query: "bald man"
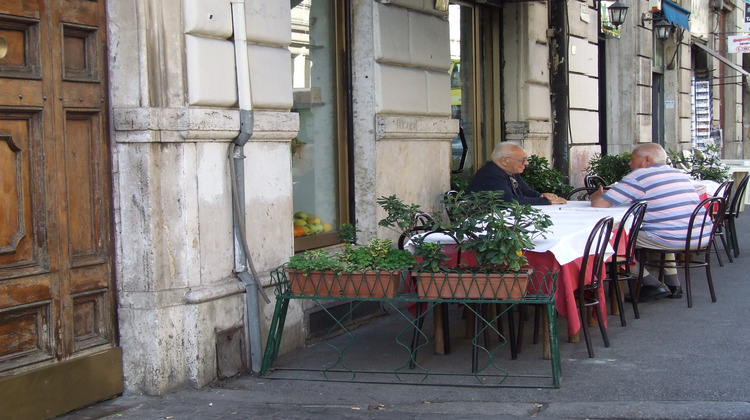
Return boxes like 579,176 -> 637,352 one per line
465,143 -> 567,205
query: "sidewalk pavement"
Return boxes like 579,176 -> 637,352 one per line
61,214 -> 750,420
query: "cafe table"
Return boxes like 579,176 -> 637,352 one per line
408,201 -> 630,343
525,201 -> 630,339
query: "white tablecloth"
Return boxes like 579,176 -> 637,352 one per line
407,201 -> 629,266
529,201 -> 629,265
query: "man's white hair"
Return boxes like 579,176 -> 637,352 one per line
633,143 -> 667,163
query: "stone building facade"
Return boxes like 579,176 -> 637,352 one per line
103,0 -> 747,395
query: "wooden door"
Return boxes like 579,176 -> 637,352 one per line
0,1 -> 122,418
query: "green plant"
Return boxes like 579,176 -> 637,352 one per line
376,195 -> 434,234
445,190 -> 552,271
378,191 -> 552,272
667,146 -> 730,182
585,152 -> 632,185
339,239 -> 417,271
287,239 -> 416,273
409,236 -> 452,271
450,172 -> 471,193
287,249 -> 346,272
522,155 -> 573,197
338,223 -> 359,244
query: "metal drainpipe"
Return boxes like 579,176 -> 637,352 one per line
229,0 -> 268,374
549,1 -> 570,179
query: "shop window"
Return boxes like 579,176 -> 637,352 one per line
448,2 -> 502,180
290,0 -> 349,251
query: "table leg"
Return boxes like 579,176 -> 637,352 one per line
433,303 -> 445,355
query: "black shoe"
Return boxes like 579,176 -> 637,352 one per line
667,285 -> 683,299
637,285 -> 671,302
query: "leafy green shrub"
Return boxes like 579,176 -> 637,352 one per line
522,155 -> 573,197
585,152 -> 632,185
287,238 -> 416,272
667,145 -> 730,182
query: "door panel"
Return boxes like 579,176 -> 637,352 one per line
0,0 -> 121,415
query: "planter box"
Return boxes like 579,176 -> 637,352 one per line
343,270 -> 403,298
284,269 -> 403,298
416,270 -> 530,300
285,269 -> 343,297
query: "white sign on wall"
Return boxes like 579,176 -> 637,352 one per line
728,35 -> 750,53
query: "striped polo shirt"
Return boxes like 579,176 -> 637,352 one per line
601,164 -> 709,247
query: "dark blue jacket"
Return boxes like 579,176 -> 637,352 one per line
465,161 -> 551,205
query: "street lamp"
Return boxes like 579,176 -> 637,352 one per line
653,18 -> 674,40
608,0 -> 629,28
642,12 -> 675,41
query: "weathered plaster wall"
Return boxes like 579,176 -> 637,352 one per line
353,0 -> 456,242
502,2 -> 553,158
567,0 -> 601,184
108,0 -> 297,394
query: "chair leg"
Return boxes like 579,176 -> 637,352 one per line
596,303 -> 610,348
712,238 -> 724,267
626,275 -> 640,319
728,217 -> 740,258
442,304 -> 451,355
532,305 -> 541,344
516,305 -> 526,355
610,274 -> 627,327
506,305 -> 518,360
719,231 -> 734,263
705,255 -> 717,303
580,305 -> 594,358
684,256 -> 693,308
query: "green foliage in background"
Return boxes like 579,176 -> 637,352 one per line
522,155 -> 573,197
667,145 -> 730,182
585,152 -> 632,185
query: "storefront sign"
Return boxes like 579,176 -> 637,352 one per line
745,0 -> 750,33
728,35 -> 750,53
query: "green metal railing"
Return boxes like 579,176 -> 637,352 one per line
260,266 -> 560,388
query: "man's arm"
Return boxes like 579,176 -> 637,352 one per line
590,187 -> 612,208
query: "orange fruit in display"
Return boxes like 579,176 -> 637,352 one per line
294,226 -> 305,237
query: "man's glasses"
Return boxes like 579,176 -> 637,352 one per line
508,157 -> 529,163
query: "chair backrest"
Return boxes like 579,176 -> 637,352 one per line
728,173 -> 750,219
685,196 -> 725,253
397,212 -> 435,250
578,217 -> 614,297
584,174 -> 607,189
714,179 -> 734,202
565,186 -> 599,201
611,201 -> 647,273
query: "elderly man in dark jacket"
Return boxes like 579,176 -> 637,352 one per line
466,143 -> 567,205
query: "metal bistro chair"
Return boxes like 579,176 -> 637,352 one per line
584,174 -> 608,189
576,216 -> 614,358
710,179 -> 734,266
565,186 -> 599,201
726,173 -> 750,258
604,201 -> 647,326
636,196 -> 726,308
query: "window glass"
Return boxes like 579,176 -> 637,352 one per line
449,4 -> 475,177
290,0 -> 346,250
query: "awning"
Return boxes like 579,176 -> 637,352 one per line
693,42 -> 750,78
662,0 -> 690,31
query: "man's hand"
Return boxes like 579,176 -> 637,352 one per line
541,192 -> 567,205
590,187 -> 612,208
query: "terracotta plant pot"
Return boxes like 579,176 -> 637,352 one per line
416,270 -> 530,300
284,269 -> 343,297
342,270 -> 403,298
